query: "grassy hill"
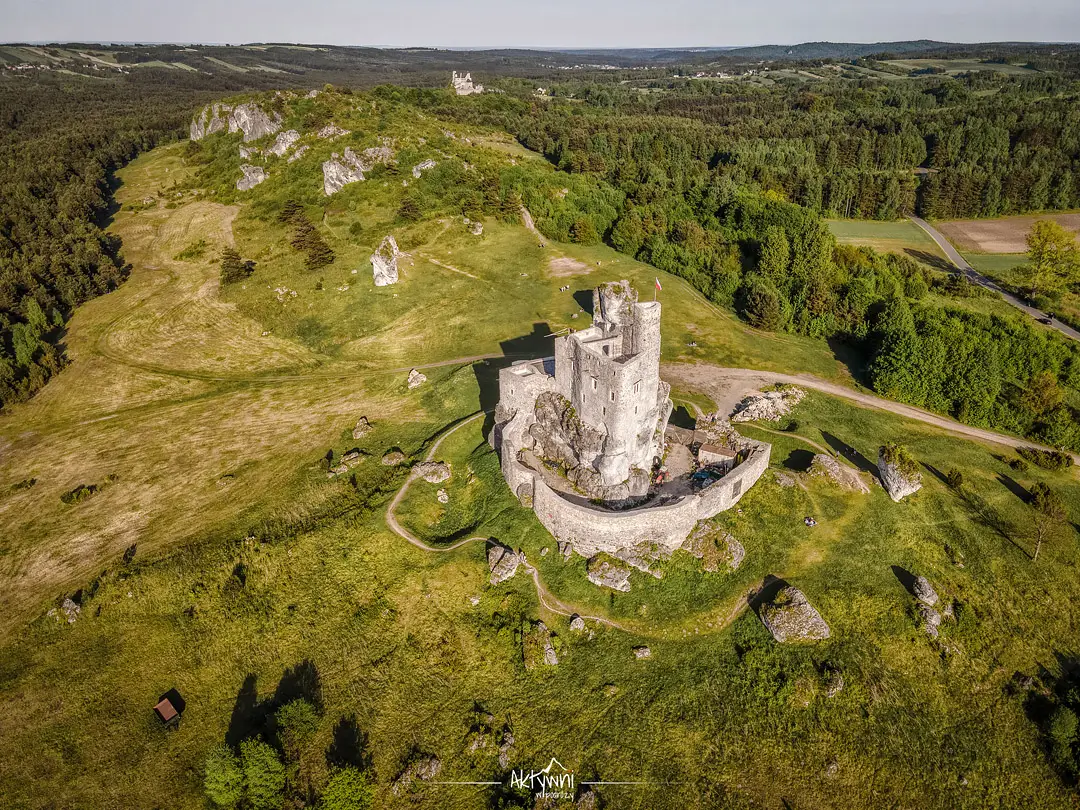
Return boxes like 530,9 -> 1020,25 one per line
1,86 -> 1080,809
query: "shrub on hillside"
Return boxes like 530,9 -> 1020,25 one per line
1017,446 -> 1073,470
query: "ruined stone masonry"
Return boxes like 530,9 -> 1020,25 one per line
493,280 -> 771,558
451,71 -> 484,95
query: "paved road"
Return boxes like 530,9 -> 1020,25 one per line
909,216 -> 1080,343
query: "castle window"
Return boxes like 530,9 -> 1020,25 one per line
634,406 -> 639,415
732,479 -> 742,497
602,407 -> 606,416
591,377 -> 597,391
633,380 -> 641,394
603,345 -> 610,356
609,391 -> 615,402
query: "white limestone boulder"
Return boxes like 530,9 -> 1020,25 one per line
877,446 -> 922,502
267,129 -> 300,157
236,164 -> 267,191
322,155 -> 364,195
371,235 -> 400,286
759,585 -> 830,643
488,541 -> 523,585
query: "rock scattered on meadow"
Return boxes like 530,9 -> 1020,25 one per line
569,614 -> 585,632
287,145 -> 309,163
322,154 -> 364,195
877,446 -> 922,502
497,728 -> 515,769
437,488 -> 449,503
381,450 -> 407,466
731,386 -> 806,423
916,602 -> 942,638
758,585 -> 830,643
633,645 -> 652,660
913,575 -> 939,606
390,754 -> 442,796
523,620 -> 559,669
809,453 -> 870,494
683,524 -> 744,572
317,123 -> 350,139
47,597 -> 81,625
352,416 -> 372,440
236,164 -> 267,191
487,541 -> 523,585
586,556 -> 632,592
407,368 -> 426,389
415,461 -> 450,483
371,235 -> 401,286
267,129 -> 300,157
411,158 -> 437,178
824,668 -> 844,697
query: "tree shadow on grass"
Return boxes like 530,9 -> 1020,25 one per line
921,462 -> 949,486
905,248 -> 955,273
327,715 -> 372,771
820,431 -> 878,477
956,487 -> 1028,557
997,473 -> 1031,504
225,660 -> 324,749
784,448 -> 815,472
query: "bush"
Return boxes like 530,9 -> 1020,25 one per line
880,442 -> 919,478
945,468 -> 964,489
220,248 -> 255,285
320,767 -> 374,810
240,739 -> 286,810
204,745 -> 243,808
1017,446 -> 1073,470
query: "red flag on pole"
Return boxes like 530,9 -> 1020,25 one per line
655,277 -> 662,291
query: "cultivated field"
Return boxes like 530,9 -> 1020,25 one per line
826,218 -> 951,269
937,213 -> 1080,254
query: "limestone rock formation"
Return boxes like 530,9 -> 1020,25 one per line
877,447 -> 922,502
381,450 -> 407,466
371,235 -> 400,286
352,417 -> 372,440
236,164 -> 267,191
731,386 -> 807,423
322,155 -> 364,195
683,525 -> 744,572
239,145 -> 258,159
287,145 -> 309,163
415,461 -> 450,483
809,454 -> 870,493
916,602 -> 942,638
48,597 -> 81,624
569,614 -> 585,632
229,103 -> 282,142
586,557 -> 631,592
437,488 -> 449,504
267,129 -> 300,157
451,71 -> 484,95
463,216 -> 483,235
913,575 -> 939,606
189,103 -> 231,140
412,158 -> 437,178
390,754 -> 442,796
359,141 -> 396,169
488,541 -> 523,585
317,123 -> 350,139
407,368 -> 426,389
759,585 -> 830,643
633,645 -> 652,660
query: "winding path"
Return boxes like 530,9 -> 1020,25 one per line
909,216 -> 1080,343
383,412 -> 642,634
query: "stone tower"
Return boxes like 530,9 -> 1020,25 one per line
553,281 -> 671,490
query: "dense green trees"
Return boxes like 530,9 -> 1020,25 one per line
1017,219 -> 1080,297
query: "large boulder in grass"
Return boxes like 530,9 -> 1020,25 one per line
487,541 -> 523,585
586,556 -> 632,592
878,444 -> 922,502
731,386 -> 806,423
371,235 -> 401,286
236,164 -> 267,191
809,454 -> 870,494
759,585 -> 830,643
267,129 -> 300,157
415,461 -> 450,483
913,575 -> 939,606
390,754 -> 442,796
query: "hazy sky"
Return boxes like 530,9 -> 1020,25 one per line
5,0 -> 1080,48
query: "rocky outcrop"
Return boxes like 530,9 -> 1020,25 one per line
809,454 -> 870,493
352,417 -> 372,440
382,450 -> 407,466
48,596 -> 81,624
916,602 -> 942,638
913,575 -> 939,606
361,142 -> 396,168
586,556 -> 632,592
523,621 -> 558,669
759,585 -> 830,643
683,524 -> 744,572
322,154 -> 364,195
437,488 -> 449,503
236,164 -> 267,191
190,103 -> 231,140
391,754 -> 442,796
239,145 -> 258,159
731,386 -> 806,423
877,447 -> 922,502
412,158 -> 437,178
317,123 -> 350,139
569,614 -> 585,632
488,541 -> 523,585
463,216 -> 483,235
371,235 -> 401,286
229,103 -> 282,142
287,145 -> 309,163
267,129 -> 300,157
407,368 -> 426,389
415,461 -> 450,483
633,645 -> 652,660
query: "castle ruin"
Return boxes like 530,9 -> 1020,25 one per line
493,281 -> 771,559
451,71 -> 483,95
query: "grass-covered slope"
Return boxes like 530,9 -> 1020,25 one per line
1,87 -> 1080,809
